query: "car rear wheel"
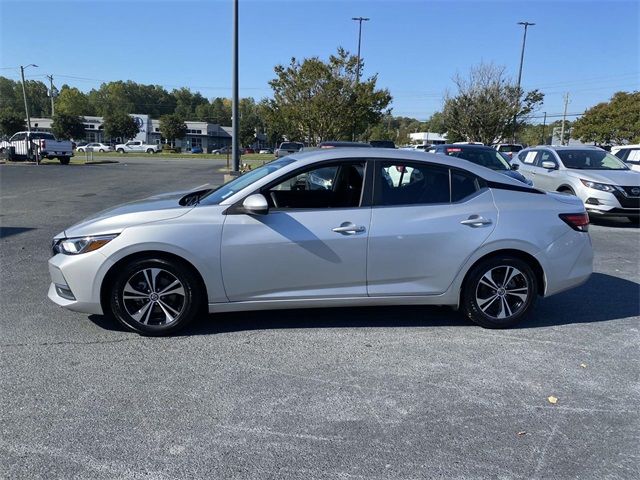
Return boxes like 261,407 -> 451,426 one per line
59,157 -> 70,165
461,256 -> 537,328
146,148 -> 154,154
117,148 -> 124,154
109,258 -> 203,335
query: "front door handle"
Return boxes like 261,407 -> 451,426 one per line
460,215 -> 492,228
332,222 -> 366,234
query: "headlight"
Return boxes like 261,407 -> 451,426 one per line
54,234 -> 118,255
580,179 -> 616,192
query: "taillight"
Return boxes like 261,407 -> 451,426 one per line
559,212 -> 589,232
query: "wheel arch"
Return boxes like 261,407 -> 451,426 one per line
100,250 -> 209,315
460,248 -> 545,302
557,184 -> 575,194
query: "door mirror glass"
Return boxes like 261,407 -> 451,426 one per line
541,161 -> 557,170
511,163 -> 519,170
242,194 -> 269,215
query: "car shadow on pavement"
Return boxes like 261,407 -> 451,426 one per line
590,217 -> 639,229
0,226 -> 36,238
88,273 -> 639,335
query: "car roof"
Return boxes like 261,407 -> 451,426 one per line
318,141 -> 372,147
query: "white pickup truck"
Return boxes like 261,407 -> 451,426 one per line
0,131 -> 73,164
115,140 -> 161,154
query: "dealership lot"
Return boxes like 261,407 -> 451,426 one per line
1,158 -> 638,479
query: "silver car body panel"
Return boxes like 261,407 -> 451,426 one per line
48,148 -> 593,317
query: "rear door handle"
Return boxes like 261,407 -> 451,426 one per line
460,215 -> 492,228
332,222 -> 366,234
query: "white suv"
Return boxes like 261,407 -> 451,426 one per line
612,145 -> 640,171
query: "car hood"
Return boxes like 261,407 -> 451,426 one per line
566,169 -> 640,185
61,189 -> 198,238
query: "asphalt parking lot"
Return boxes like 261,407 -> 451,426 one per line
1,158 -> 639,479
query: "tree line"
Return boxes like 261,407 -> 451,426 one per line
1,49 -> 637,146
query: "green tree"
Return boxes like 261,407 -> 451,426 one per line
56,86 -> 94,116
264,47 -> 392,144
0,108 -> 26,137
195,97 -> 232,125
159,114 -> 187,146
442,63 -> 544,145
51,113 -> 86,140
103,112 -> 139,141
172,88 -> 208,119
572,91 -> 640,145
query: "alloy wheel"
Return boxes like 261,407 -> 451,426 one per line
475,265 -> 529,320
122,268 -> 185,326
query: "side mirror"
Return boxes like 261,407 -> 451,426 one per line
511,163 -> 520,170
242,193 -> 269,215
541,161 -> 557,170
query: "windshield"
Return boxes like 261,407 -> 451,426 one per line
199,158 -> 296,205
444,148 -> 511,171
558,150 -> 629,170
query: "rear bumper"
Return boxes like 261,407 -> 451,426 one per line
536,229 -> 593,297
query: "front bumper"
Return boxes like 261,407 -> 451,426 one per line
579,188 -> 640,217
47,251 -> 114,315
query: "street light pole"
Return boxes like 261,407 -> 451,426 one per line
352,17 -> 369,83
512,21 -> 535,143
231,0 -> 240,173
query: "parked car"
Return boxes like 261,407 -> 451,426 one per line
0,131 -> 73,164
211,146 -> 231,155
74,141 -> 88,150
369,140 -> 397,149
612,144 -> 640,172
48,148 -> 592,335
259,148 -> 273,154
275,141 -> 304,158
191,146 -> 203,154
115,140 -> 161,154
243,148 -> 255,154
428,144 -> 533,186
512,146 -> 640,221
318,141 -> 371,149
494,143 -> 524,159
77,142 -> 113,153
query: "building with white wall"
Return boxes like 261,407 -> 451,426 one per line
409,132 -> 447,145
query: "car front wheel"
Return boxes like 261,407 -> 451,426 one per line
109,258 -> 203,335
461,256 -> 537,328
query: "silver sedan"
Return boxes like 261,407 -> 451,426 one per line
48,149 -> 593,335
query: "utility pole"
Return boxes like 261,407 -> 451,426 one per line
231,0 -> 240,173
46,74 -> 55,117
352,17 -> 370,83
20,64 -> 38,160
541,111 -> 547,145
560,93 -> 570,146
512,21 -> 535,143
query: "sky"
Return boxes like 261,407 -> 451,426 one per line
1,0 -> 638,124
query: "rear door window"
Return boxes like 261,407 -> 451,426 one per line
376,161 -> 450,206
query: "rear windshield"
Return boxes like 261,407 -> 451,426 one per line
558,150 -> 629,170
30,132 -> 56,140
498,145 -> 522,152
280,142 -> 302,150
444,148 -> 511,171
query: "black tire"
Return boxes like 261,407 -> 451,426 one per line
146,148 -> 154,154
99,149 -> 105,153
117,148 -> 125,154
558,187 -> 575,195
461,256 -> 537,329
109,257 -> 203,335
628,216 -> 640,225
59,157 -> 70,165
